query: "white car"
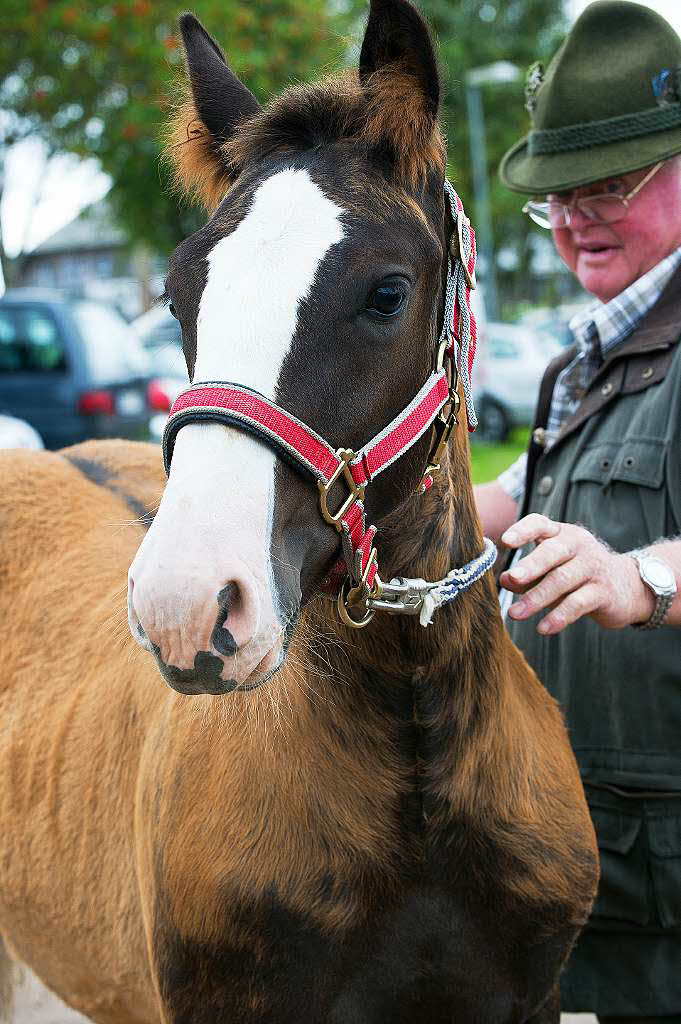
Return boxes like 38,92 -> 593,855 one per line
472,322 -> 563,442
131,303 -> 186,378
0,414 -> 44,450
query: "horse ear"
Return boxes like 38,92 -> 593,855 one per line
359,0 -> 440,118
165,14 -> 261,211
178,14 -> 261,145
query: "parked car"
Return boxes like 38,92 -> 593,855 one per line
0,414 -> 44,450
131,302 -> 186,377
0,289 -> 182,449
472,322 -> 563,442
517,302 -> 589,349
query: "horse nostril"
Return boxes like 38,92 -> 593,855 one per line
211,583 -> 240,656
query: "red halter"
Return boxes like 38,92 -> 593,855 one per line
163,183 -> 478,627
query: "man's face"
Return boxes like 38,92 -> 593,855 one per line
550,159 -> 681,301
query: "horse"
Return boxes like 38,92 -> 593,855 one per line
0,1 -> 598,1021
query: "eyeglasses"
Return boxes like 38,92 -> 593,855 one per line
522,161 -> 665,229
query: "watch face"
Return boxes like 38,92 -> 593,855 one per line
641,557 -> 676,593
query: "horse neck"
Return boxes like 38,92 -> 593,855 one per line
288,420 -> 515,779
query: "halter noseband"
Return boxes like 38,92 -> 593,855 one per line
162,182 -> 497,628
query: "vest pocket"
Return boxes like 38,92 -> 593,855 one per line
588,804 -> 648,926
570,440 -> 666,489
588,796 -> 681,930
647,813 -> 681,928
568,440 -> 668,549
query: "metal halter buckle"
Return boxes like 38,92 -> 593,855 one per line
450,214 -> 477,290
420,396 -> 460,483
317,448 -> 366,532
417,344 -> 460,491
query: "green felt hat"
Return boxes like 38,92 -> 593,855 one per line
499,0 -> 681,195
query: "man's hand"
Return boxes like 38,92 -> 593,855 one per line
499,514 -> 655,634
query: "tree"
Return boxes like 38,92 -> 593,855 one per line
1,0 -> 569,308
0,0 -> 361,263
421,0 -> 569,311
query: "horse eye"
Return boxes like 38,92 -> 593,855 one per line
366,282 -> 408,318
168,303 -> 178,319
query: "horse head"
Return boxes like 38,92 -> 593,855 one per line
128,0 -> 461,695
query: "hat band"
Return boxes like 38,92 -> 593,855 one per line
528,103 -> 681,155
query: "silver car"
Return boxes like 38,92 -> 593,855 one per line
472,322 -> 563,442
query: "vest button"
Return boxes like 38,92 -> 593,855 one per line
532,427 -> 547,447
600,381 -> 614,396
641,366 -> 653,380
537,475 -> 553,496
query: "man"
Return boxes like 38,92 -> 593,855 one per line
475,2 -> 681,1021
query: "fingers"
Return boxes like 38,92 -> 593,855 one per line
501,514 -> 560,549
535,583 -> 602,635
507,558 -> 589,623
499,516 -> 642,634
500,534 -> 576,594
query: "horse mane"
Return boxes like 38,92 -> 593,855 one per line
165,66 -> 446,212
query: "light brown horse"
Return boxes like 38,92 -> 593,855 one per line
0,2 -> 598,1021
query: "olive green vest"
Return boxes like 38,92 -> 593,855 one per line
507,272 -> 681,1014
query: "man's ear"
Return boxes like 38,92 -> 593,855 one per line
165,13 -> 262,211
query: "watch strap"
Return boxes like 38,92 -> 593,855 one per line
634,590 -> 674,630
630,550 -> 676,630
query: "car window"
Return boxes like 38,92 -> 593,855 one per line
488,336 -> 519,359
0,310 -> 20,371
0,306 -> 67,373
71,301 -> 150,383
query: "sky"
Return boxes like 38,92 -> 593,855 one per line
2,0 -> 681,260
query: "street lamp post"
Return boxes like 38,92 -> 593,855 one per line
464,61 -> 520,323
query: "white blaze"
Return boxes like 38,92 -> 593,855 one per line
129,169 -> 345,682
193,167 -> 345,392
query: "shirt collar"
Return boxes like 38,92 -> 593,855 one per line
569,244 -> 681,358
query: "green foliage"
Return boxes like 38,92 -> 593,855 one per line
0,0 -> 566,281
0,0 -> 361,256
421,0 -> 568,304
470,427 -> 529,485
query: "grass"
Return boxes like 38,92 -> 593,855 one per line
469,427 -> 529,485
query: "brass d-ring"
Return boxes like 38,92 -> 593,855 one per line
337,577 -> 375,629
317,449 -> 366,532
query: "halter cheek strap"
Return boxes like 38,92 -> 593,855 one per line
162,182 -> 496,628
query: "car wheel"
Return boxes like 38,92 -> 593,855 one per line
477,398 -> 510,443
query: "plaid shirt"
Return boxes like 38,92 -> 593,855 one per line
497,245 -> 681,505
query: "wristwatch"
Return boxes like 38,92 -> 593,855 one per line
629,550 -> 677,630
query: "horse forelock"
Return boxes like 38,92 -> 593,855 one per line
166,68 -> 446,213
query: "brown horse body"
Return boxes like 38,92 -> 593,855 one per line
0,1 -> 597,1019
0,434 -> 595,1023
